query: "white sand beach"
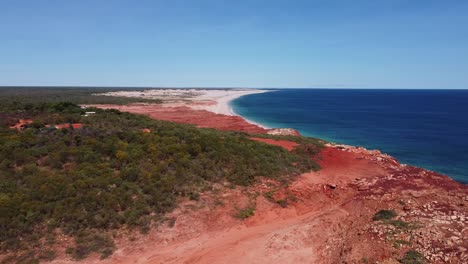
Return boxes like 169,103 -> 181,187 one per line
97,89 -> 268,116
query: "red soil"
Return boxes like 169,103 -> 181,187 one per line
9,120 -> 83,130
67,103 -> 468,264
54,123 -> 83,129
88,104 -> 268,134
9,119 -> 33,130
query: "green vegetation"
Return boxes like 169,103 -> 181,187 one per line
264,190 -> 275,200
236,206 -> 256,219
373,209 -> 397,221
0,87 -> 161,112
387,219 -> 409,229
263,190 -> 288,207
399,250 -> 425,264
385,220 -> 423,237
243,133 -> 324,175
65,231 -> 115,260
275,199 -> 288,208
0,93 -> 322,262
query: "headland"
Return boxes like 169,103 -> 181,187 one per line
83,88 -> 467,264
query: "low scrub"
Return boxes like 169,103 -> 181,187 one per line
65,231 -> 115,260
0,100 -> 322,261
399,250 -> 425,264
373,209 -> 397,221
236,206 -> 256,219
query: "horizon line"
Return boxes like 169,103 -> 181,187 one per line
1,86 -> 468,90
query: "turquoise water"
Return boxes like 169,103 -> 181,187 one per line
231,89 -> 468,183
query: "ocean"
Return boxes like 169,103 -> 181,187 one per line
231,89 -> 468,183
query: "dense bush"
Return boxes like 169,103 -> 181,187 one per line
0,101 -> 322,262
65,231 -> 115,260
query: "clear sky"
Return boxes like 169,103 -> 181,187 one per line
1,0 -> 468,88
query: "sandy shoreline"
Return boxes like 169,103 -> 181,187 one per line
98,88 -> 272,128
189,89 -> 269,116
98,88 -> 266,115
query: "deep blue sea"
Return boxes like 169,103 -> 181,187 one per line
231,89 -> 468,183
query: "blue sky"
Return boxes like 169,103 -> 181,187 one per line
1,0 -> 467,88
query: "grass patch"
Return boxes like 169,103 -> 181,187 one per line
373,209 -> 397,221
399,250 -> 425,264
236,206 -> 256,219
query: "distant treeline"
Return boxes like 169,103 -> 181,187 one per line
0,101 -> 323,263
0,87 -> 162,110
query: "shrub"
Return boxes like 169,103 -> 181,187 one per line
189,192 -> 200,201
387,219 -> 409,229
66,231 -> 115,260
276,199 -> 288,208
38,249 -> 57,261
373,209 -> 397,221
236,206 -> 255,219
264,191 -> 275,200
399,250 -> 425,264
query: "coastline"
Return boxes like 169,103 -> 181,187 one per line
192,89 -> 268,116
99,88 -> 267,116
228,96 -> 272,130
85,89 -> 468,263
98,88 -> 274,129
94,88 -> 466,182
